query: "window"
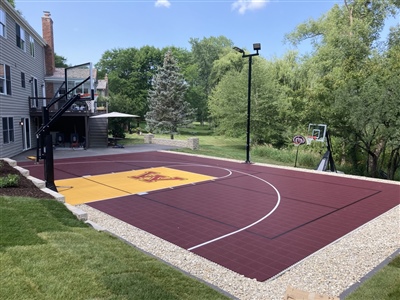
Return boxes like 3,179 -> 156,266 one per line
2,117 -> 14,144
29,36 -> 35,57
0,9 -> 5,37
0,63 -> 11,95
16,23 -> 25,50
21,72 -> 25,88
30,77 -> 39,107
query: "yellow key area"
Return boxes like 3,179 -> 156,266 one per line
55,167 -> 215,205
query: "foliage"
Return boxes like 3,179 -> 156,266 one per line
209,54 -> 298,148
96,46 -> 163,117
283,0 -> 400,178
189,36 -> 234,123
54,53 -> 69,68
145,50 -> 196,139
7,0 -> 15,8
0,174 -> 19,188
0,197 -> 230,299
93,2 -> 400,180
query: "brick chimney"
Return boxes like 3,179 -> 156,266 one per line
42,11 -> 55,76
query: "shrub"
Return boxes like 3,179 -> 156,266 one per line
0,174 -> 20,188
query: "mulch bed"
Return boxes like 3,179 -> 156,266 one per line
0,160 -> 54,199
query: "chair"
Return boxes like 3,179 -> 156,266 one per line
56,133 -> 65,147
70,133 -> 79,148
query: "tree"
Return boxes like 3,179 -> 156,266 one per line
54,53 -> 69,68
7,0 -> 15,8
209,55 -> 289,147
189,36 -> 233,123
145,51 -> 196,139
95,46 -> 163,117
285,0 -> 399,177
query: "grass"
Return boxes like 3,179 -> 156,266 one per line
345,255 -> 400,300
0,196 -> 231,299
122,123 -> 322,169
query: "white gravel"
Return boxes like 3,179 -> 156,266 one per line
77,202 -> 399,300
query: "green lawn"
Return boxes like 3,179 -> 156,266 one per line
0,196 -> 230,300
123,123 -> 322,169
345,255 -> 400,300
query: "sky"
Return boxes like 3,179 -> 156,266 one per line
14,0 -> 399,66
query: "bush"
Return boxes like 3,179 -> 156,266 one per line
0,174 -> 20,188
252,145 -> 295,164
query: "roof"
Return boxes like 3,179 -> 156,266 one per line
46,67 -> 98,81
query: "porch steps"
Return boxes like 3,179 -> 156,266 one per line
89,118 -> 108,147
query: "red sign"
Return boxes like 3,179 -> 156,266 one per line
292,135 -> 306,146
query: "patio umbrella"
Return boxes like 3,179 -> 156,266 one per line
90,112 -> 139,118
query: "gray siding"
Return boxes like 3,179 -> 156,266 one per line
0,1 -> 46,158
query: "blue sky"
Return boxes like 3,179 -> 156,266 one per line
15,0 -> 398,66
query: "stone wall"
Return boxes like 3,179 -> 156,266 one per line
144,134 -> 199,150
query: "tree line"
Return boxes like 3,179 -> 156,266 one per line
95,0 -> 400,180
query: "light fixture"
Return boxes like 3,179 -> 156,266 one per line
233,46 -> 244,54
232,43 -> 261,163
19,118 -> 24,126
253,43 -> 261,51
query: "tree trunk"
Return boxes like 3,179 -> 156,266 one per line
367,140 -> 385,178
387,148 -> 400,180
367,153 -> 379,178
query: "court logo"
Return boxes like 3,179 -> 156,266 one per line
129,171 -> 187,183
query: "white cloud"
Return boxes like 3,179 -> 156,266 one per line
232,0 -> 268,14
155,0 -> 171,8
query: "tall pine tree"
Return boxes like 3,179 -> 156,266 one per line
145,50 -> 196,139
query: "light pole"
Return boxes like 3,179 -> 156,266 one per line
233,43 -> 261,164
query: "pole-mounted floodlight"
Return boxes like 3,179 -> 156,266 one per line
233,46 -> 245,54
233,43 -> 261,164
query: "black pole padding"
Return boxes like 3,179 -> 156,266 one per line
44,134 -> 57,192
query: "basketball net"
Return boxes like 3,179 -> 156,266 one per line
306,136 -> 317,145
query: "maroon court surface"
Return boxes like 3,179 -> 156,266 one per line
20,151 -> 400,281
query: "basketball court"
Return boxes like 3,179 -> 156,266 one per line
20,151 -> 399,282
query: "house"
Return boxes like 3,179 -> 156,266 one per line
97,74 -> 108,98
0,1 -> 108,158
0,0 -> 47,158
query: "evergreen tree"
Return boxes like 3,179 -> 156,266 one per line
145,50 -> 196,139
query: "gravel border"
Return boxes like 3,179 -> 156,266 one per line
77,202 -> 399,300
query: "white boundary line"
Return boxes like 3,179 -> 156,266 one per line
187,169 -> 281,251
46,159 -> 281,251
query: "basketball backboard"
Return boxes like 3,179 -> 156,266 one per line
64,62 -> 94,100
307,124 -> 327,144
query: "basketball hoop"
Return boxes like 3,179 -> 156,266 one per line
79,93 -> 96,99
306,136 -> 317,145
292,135 -> 306,146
